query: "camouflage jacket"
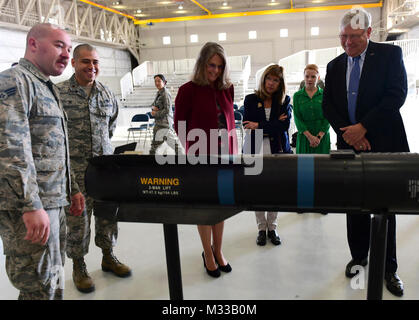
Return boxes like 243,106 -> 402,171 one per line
0,58 -> 72,212
152,87 -> 173,128
57,75 -> 119,194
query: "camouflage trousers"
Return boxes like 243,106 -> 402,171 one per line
65,195 -> 118,259
149,126 -> 181,155
0,207 -> 66,300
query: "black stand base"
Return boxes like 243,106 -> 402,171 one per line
367,213 -> 388,300
163,224 -> 183,300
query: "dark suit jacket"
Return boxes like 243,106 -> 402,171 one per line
243,93 -> 292,154
322,41 -> 409,152
174,81 -> 236,154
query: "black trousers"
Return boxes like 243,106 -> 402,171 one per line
346,213 -> 398,273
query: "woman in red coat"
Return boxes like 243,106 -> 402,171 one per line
174,42 -> 236,278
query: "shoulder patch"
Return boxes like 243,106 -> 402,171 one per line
0,87 -> 17,101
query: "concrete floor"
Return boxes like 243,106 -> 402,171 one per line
1,211 -> 419,300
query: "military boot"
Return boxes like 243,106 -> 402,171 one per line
101,249 -> 132,278
72,258 -> 95,293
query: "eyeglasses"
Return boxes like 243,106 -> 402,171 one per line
339,33 -> 365,41
207,63 -> 224,70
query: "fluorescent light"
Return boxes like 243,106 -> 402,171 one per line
249,30 -> 257,40
218,32 -> 227,41
163,36 -> 171,45
280,28 -> 288,37
190,34 -> 198,43
311,26 -> 319,36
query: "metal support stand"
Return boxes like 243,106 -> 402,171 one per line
163,224 -> 183,300
367,213 -> 388,300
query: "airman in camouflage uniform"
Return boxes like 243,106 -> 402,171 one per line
0,24 -> 84,300
149,74 -> 182,155
57,44 -> 131,293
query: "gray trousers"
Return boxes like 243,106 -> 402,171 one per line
253,138 -> 278,232
65,196 -> 118,259
149,126 -> 181,155
255,211 -> 278,231
0,207 -> 66,300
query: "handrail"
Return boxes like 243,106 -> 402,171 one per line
120,72 -> 133,100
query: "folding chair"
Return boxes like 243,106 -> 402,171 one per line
127,113 -> 150,147
146,111 -> 155,129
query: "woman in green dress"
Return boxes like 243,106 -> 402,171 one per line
293,64 -> 330,154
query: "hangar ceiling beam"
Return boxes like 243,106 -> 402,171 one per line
0,0 -> 142,63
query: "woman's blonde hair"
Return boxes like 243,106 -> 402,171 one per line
256,64 -> 286,104
304,64 -> 319,74
191,42 -> 232,90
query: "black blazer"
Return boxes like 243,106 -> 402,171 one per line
243,92 -> 292,154
322,41 -> 409,152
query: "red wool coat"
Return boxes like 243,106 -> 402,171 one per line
174,81 -> 237,155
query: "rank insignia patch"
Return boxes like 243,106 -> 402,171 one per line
0,87 -> 17,102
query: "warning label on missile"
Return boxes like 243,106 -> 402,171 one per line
140,177 -> 180,186
139,177 -> 180,197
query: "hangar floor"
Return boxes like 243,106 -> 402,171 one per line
1,210 -> 419,300
1,94 -> 418,300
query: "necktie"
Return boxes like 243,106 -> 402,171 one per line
347,56 -> 360,124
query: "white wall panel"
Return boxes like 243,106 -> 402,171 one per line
138,8 -> 381,75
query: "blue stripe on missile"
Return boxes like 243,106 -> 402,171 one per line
218,169 -> 235,205
297,155 -> 314,208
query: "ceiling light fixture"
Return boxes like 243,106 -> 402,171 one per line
223,1 -> 228,6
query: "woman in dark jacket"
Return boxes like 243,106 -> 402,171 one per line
243,64 -> 292,246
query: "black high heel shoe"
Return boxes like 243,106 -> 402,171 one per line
202,252 -> 220,278
211,247 -> 232,273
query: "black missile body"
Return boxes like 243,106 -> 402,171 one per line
85,152 -> 419,214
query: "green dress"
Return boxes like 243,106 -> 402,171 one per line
293,86 -> 330,154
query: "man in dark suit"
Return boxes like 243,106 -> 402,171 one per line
322,8 -> 409,297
